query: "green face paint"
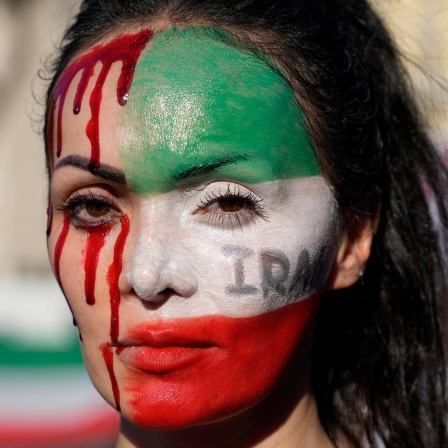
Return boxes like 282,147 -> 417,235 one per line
119,27 -> 321,195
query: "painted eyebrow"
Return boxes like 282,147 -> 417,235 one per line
54,155 -> 126,184
171,155 -> 249,182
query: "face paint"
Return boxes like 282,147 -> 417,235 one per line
47,27 -> 340,432
126,178 -> 337,319
116,176 -> 338,428
96,215 -> 131,413
53,212 -> 70,294
48,31 -> 149,408
107,215 -> 130,346
222,245 -> 259,295
117,295 -> 318,428
46,202 -> 53,236
47,29 -> 152,167
46,30 -> 151,237
102,343 -> 121,412
84,227 -> 112,305
119,27 -> 321,195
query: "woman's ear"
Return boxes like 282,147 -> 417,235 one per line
327,190 -> 381,290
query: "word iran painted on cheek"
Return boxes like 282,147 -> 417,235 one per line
223,244 -> 331,302
222,245 -> 258,295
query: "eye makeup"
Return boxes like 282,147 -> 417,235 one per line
195,182 -> 269,230
57,191 -> 122,229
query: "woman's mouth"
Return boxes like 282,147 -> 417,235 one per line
115,345 -> 213,374
113,325 -> 217,374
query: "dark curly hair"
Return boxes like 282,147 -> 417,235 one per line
44,1 -> 448,446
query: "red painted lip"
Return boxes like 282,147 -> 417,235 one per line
114,326 -> 217,374
116,345 -> 212,374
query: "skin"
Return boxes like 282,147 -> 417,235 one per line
47,25 -> 375,448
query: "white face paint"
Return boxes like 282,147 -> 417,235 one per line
126,176 -> 339,318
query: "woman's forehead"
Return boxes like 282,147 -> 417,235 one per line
51,27 -> 321,195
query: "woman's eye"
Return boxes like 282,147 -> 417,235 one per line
196,185 -> 268,229
58,192 -> 121,228
84,201 -> 112,218
207,197 -> 249,213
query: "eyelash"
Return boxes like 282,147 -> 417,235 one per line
57,191 -> 121,229
57,185 -> 267,230
196,184 -> 269,229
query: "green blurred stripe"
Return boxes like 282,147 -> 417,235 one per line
0,337 -> 83,367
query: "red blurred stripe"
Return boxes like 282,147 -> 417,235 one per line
0,407 -> 119,447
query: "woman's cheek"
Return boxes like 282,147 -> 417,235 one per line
49,215 -> 120,317
46,193 -> 336,428
47,215 -> 123,405
114,241 -> 325,428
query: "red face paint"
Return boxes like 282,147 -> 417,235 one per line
98,215 -> 130,412
113,294 -> 319,429
102,343 -> 121,412
107,215 -> 130,345
84,226 -> 112,305
53,213 -> 70,293
47,30 -> 152,168
46,202 -> 53,236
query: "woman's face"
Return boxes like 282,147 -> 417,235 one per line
47,27 -> 340,429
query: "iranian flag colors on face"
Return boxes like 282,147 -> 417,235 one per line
47,27 -> 341,430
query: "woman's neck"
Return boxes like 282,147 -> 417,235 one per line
116,396 -> 333,448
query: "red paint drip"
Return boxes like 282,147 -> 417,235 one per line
46,202 -> 53,236
47,30 -> 153,166
53,213 -> 70,293
102,344 -> 121,411
107,215 -> 130,345
52,212 -> 78,326
84,226 -> 112,305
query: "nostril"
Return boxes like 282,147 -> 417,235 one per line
135,287 -> 179,311
126,243 -> 198,303
132,282 -> 177,301
160,287 -> 176,296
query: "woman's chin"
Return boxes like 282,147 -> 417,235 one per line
116,379 -> 267,430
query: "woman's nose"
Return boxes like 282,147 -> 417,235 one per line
120,215 -> 198,304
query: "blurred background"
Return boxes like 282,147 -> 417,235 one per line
0,0 -> 446,447
0,2 -> 119,447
